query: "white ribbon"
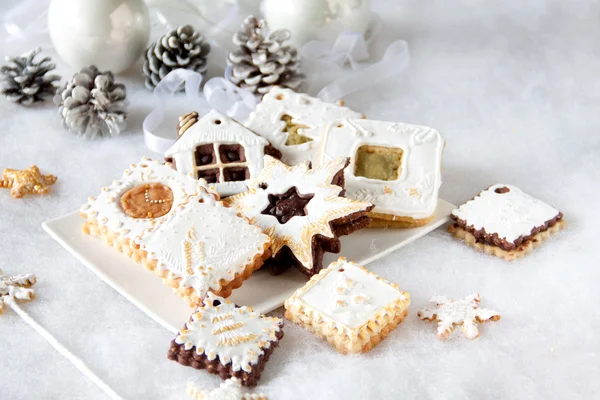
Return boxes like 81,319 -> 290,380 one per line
142,68 -> 257,154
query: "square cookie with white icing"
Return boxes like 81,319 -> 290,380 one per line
320,119 -> 445,228
449,184 -> 566,261
165,110 -> 282,197
136,191 -> 271,307
284,257 -> 410,354
168,293 -> 284,387
244,87 -> 363,166
80,157 -> 212,262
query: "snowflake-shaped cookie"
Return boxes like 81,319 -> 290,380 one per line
417,293 -> 500,339
224,156 -> 373,276
0,268 -> 37,314
187,378 -> 267,400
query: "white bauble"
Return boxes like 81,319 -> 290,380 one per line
262,0 -> 371,47
48,0 -> 150,73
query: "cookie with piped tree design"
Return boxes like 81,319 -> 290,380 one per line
165,110 -> 281,197
284,257 -> 410,354
320,119 -> 445,228
244,87 -> 363,166
136,191 -> 271,307
223,156 -> 374,276
449,184 -> 566,261
80,157 -> 214,262
168,293 -> 284,387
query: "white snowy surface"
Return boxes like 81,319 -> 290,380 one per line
1,1 -> 599,399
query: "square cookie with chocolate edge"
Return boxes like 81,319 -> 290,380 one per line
168,293 -> 284,387
223,156 -> 374,276
320,119 -> 445,228
136,191 -> 271,307
449,184 -> 566,261
284,257 -> 410,354
165,110 -> 282,197
80,157 -> 214,262
244,87 -> 363,166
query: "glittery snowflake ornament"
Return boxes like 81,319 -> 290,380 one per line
0,268 -> 36,314
187,378 -> 267,400
417,293 -> 500,339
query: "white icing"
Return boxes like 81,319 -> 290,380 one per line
136,192 -> 270,299
80,157 -> 211,241
418,294 -> 500,339
225,156 -> 372,272
166,110 -> 270,197
320,119 -> 445,219
451,184 -> 560,243
187,378 -> 266,400
244,87 -> 362,165
176,293 -> 282,373
296,259 -> 405,329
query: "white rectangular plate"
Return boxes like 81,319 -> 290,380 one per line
42,200 -> 455,333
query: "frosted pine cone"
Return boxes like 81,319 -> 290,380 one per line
142,25 -> 211,90
54,66 -> 127,139
0,48 -> 60,105
227,16 -> 304,95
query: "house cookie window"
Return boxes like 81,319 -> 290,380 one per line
193,143 -> 249,183
354,145 -> 403,181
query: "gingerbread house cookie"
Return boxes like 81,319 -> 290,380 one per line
449,184 -> 566,261
136,191 -> 271,306
168,292 -> 284,387
165,110 -> 282,197
223,156 -> 374,276
244,87 -> 363,166
80,157 -> 212,262
320,119 -> 445,228
284,257 -> 410,354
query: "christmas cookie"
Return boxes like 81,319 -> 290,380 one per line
284,257 -> 410,354
1,165 -> 57,198
244,87 -> 363,166
168,293 -> 283,387
136,191 -> 271,306
320,119 -> 445,228
449,184 -> 566,261
223,156 -> 374,276
165,110 -> 282,197
187,378 -> 267,400
418,294 -> 500,339
80,157 -> 213,262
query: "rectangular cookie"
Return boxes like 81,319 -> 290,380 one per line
136,191 -> 272,307
168,293 -> 284,387
449,184 -> 565,261
319,119 -> 445,228
284,257 -> 410,354
244,87 -> 363,166
80,157 -> 212,262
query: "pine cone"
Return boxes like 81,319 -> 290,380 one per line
0,48 -> 60,106
142,25 -> 211,90
227,16 -> 304,95
54,66 -> 127,139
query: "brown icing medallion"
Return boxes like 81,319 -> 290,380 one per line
120,183 -> 174,219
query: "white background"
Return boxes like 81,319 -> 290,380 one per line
1,0 -> 599,399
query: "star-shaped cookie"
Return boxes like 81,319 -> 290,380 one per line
224,156 -> 374,276
417,293 -> 500,339
1,165 -> 57,198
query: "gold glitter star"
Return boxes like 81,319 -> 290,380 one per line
1,165 -> 57,199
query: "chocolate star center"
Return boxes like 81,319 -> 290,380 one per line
261,187 -> 314,224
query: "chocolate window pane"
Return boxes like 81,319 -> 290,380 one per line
197,168 -> 220,184
223,167 -> 249,182
195,144 -> 216,166
218,144 -> 246,164
354,145 -> 403,181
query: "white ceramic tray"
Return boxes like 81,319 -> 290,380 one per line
42,200 -> 455,333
